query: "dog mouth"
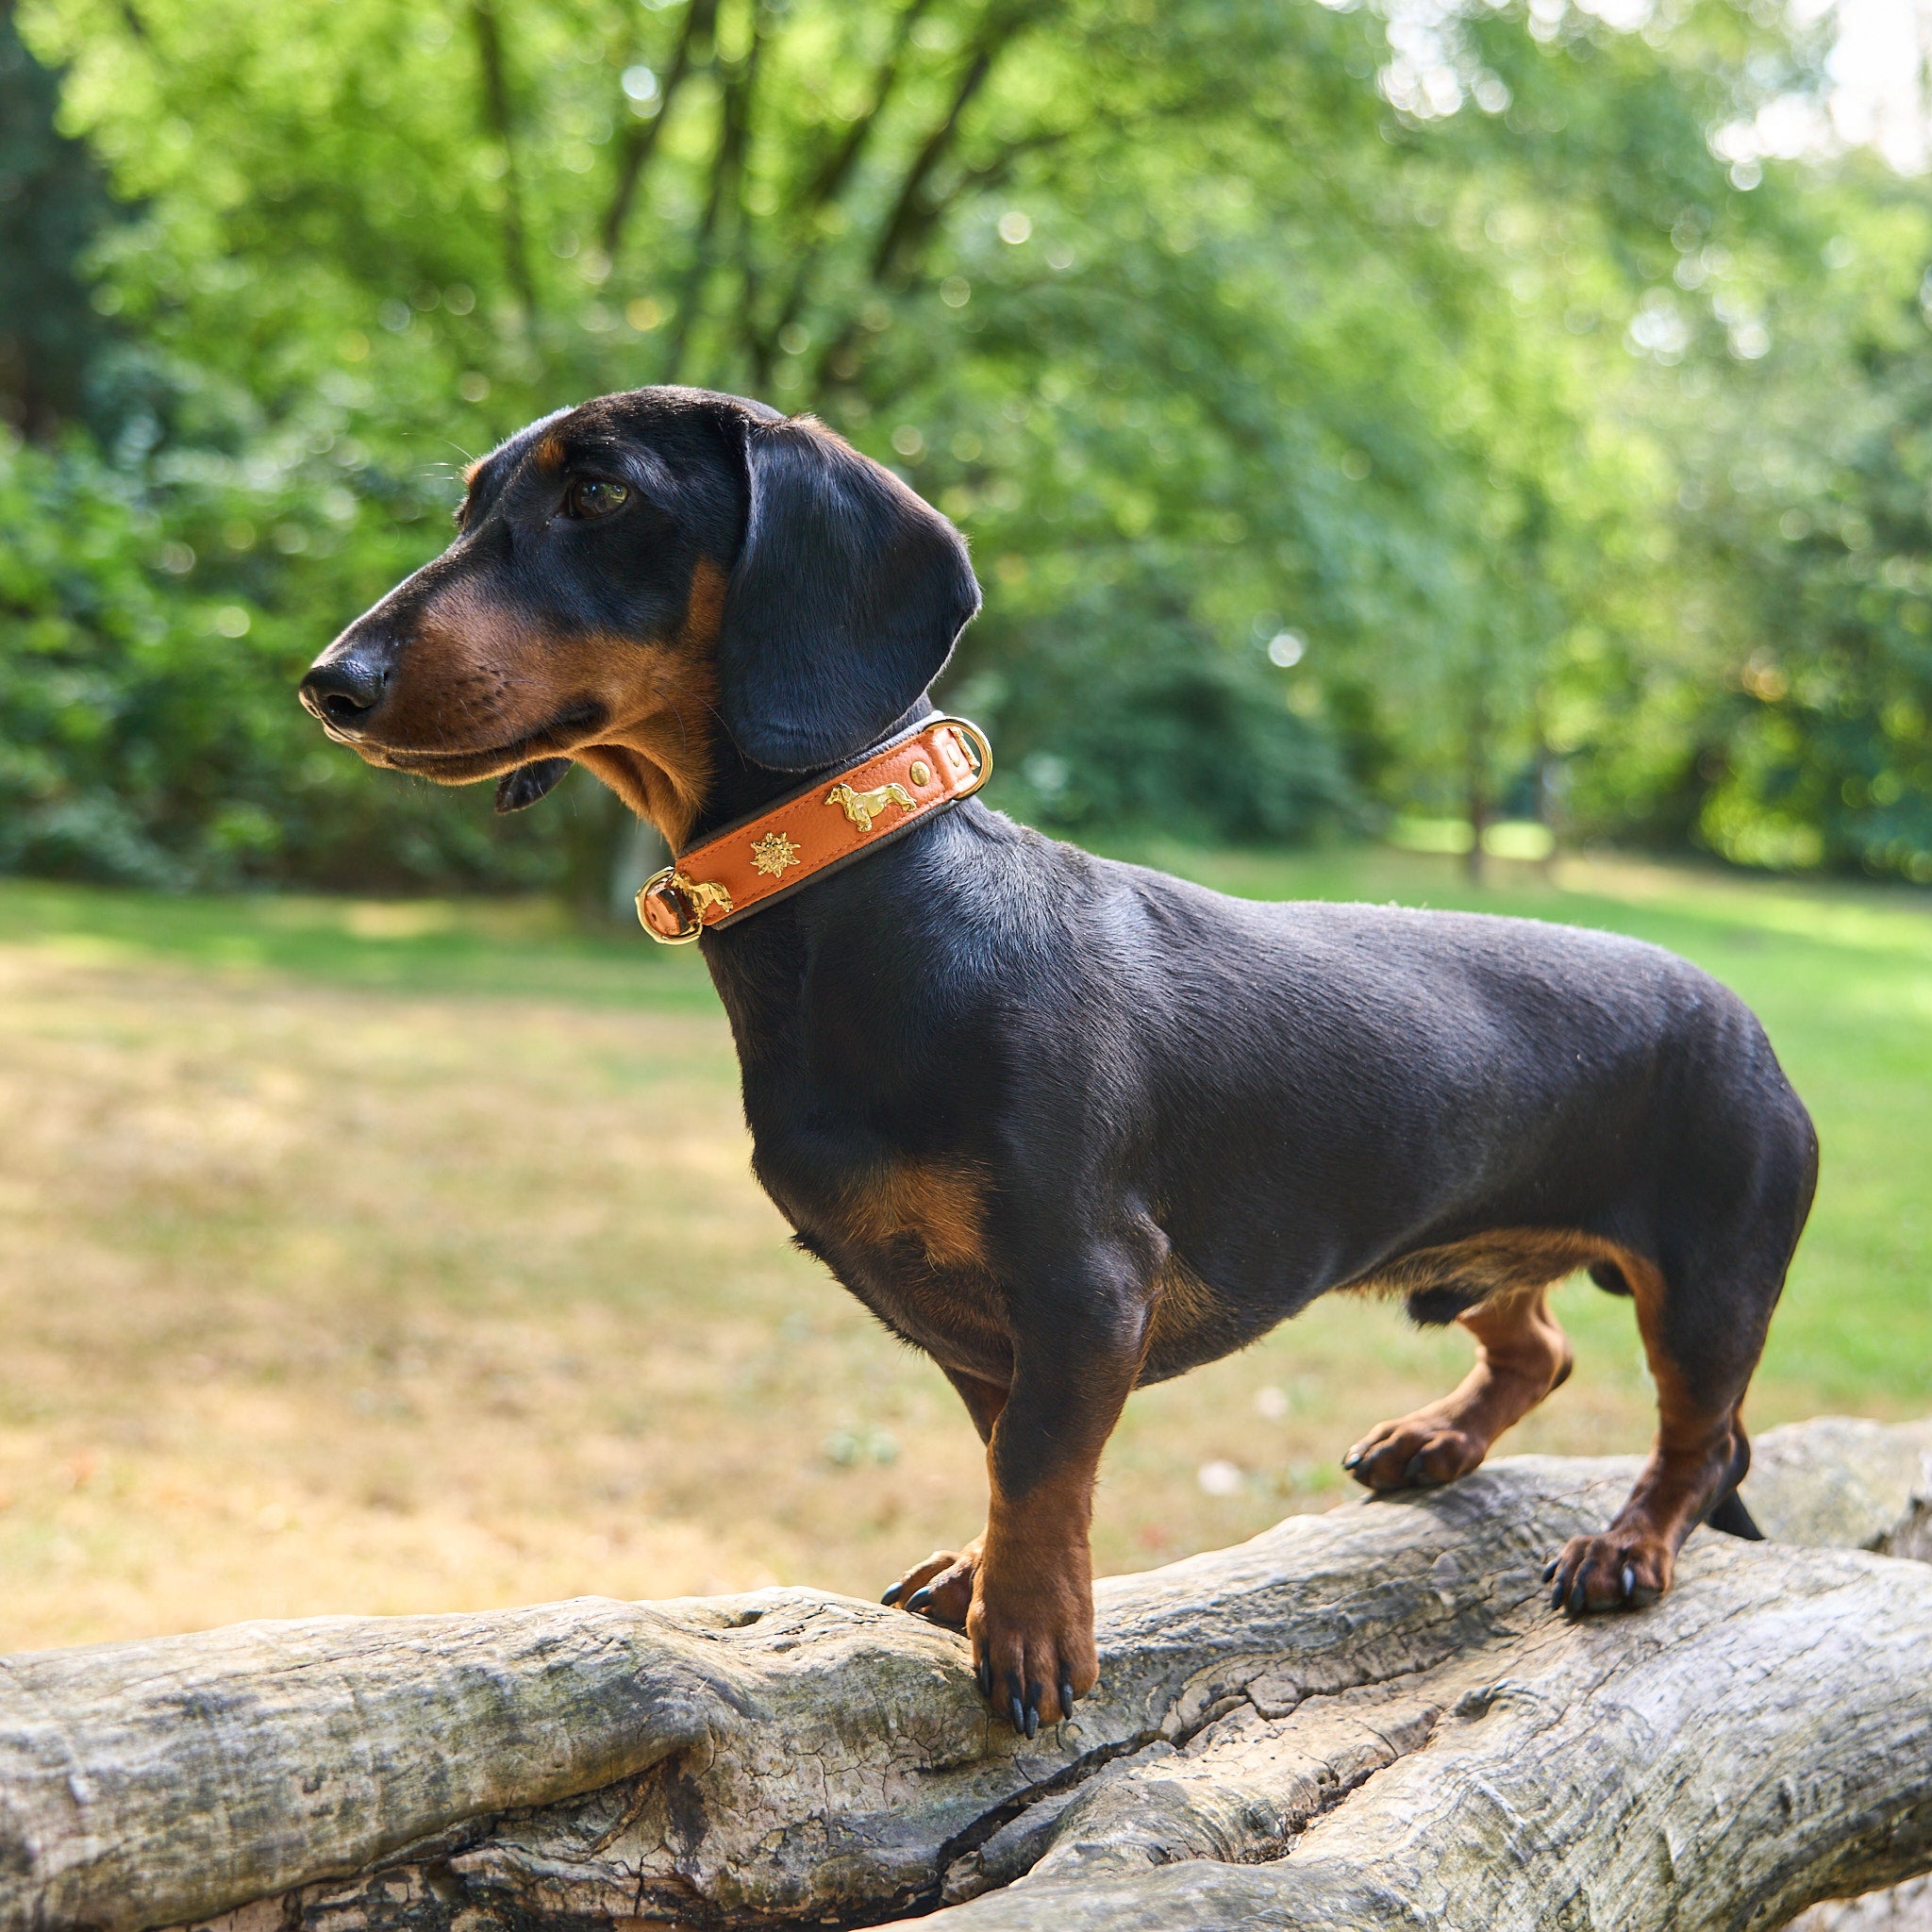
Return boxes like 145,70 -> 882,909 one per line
324,700 -> 608,780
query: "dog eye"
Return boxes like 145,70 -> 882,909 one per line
564,478 -> 629,520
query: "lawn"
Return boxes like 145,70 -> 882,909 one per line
0,845 -> 1925,1653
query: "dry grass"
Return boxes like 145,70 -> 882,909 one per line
1,848 -> 1924,1653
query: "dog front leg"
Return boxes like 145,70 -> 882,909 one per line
969,1291 -> 1143,1737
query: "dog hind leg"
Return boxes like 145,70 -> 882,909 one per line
1546,1087 -> 1813,1612
1344,1285 -> 1574,1491
1543,1263 -> 1757,1614
1545,1227 -> 1800,1611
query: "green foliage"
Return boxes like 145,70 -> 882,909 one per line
0,427 -> 571,887
0,0 -> 121,438
3,0 -> 1928,888
1541,176 -> 1932,881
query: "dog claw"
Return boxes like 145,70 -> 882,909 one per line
1541,1559 -> 1557,1584
1058,1675 -> 1075,1720
1341,1449 -> 1361,1470
881,1583 -> 903,1606
1567,1571 -> 1590,1617
1621,1563 -> 1636,1603
975,1657 -> 991,1698
905,1586 -> 933,1613
1008,1694 -> 1026,1735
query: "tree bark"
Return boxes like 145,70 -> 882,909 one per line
2,1417 -> 1927,1932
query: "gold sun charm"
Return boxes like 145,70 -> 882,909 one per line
750,829 -> 803,878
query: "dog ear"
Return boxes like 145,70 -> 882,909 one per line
715,415 -> 980,771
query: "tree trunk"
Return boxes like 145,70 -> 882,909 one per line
1465,745 -> 1491,886
3,1417 -> 1928,1932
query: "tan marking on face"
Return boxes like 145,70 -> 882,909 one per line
461,458 -> 485,486
682,555 -> 727,648
574,686 -> 717,849
344,554 -> 735,849
571,558 -> 730,847
535,434 -> 566,473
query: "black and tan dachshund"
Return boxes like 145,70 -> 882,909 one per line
300,385 -> 1818,1738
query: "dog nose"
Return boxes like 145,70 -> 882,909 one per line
299,649 -> 391,728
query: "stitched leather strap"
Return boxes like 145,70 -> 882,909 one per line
636,716 -> 991,942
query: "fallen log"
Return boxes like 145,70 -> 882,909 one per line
2,1417 -> 1927,1932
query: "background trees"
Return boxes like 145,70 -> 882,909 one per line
3,0 -> 1928,891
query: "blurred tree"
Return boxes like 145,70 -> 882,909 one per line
0,0 -> 120,438
9,0 -> 1911,892
1544,168 -> 1932,881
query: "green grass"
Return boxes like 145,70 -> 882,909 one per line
4,844 -> 1925,1415
0,879 -> 717,1008
0,843 -> 1924,1650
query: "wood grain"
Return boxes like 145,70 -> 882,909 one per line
1,1417 -> 1926,1932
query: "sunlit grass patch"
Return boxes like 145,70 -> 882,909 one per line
0,845 -> 1924,1651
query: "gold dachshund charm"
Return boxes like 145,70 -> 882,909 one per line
825,780 -> 916,832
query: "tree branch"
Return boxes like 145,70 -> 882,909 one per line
469,0 -> 535,316
803,5 -> 1044,395
600,0 -> 715,262
742,0 -> 939,384
867,39 -> 997,285
803,0 -> 936,215
7,1419 -> 1930,1932
660,2 -> 761,386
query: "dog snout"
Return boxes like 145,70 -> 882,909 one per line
300,637 -> 395,731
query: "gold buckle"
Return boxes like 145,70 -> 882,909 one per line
931,715 -> 992,794
636,867 -> 734,944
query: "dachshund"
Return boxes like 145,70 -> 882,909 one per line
300,385 -> 1818,1738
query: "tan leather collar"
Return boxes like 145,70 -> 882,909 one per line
635,716 -> 991,942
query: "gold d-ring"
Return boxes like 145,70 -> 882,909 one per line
636,866 -> 733,944
932,715 -> 992,794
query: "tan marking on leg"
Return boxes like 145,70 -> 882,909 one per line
885,1534 -> 985,1629
944,1366 -> 1008,1444
1548,1253 -> 1743,1613
1346,1283 -> 1574,1491
1616,1257 -> 1740,1550
972,1457 -> 1099,1728
1345,1225 -> 1642,1306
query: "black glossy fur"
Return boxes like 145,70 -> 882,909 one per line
302,387 -> 1819,1735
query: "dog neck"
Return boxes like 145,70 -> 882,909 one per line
634,708 -> 987,942
684,698 -> 941,848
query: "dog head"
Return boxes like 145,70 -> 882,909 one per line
299,387 -> 980,845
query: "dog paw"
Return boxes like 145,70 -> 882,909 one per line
880,1536 -> 981,1628
1542,1532 -> 1673,1615
967,1579 -> 1097,1739
1342,1416 -> 1487,1491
